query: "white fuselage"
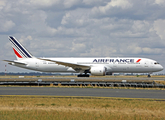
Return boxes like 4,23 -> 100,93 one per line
12,57 -> 163,74
6,36 -> 164,76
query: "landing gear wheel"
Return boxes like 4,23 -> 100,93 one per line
147,74 -> 151,77
77,74 -> 90,77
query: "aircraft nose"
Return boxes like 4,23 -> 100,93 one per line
160,65 -> 164,71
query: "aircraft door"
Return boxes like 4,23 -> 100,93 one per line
144,61 -> 149,67
35,62 -> 39,70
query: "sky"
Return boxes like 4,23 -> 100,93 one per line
0,0 -> 165,73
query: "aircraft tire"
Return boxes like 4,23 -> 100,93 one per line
77,74 -> 90,77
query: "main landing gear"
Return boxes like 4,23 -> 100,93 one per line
147,73 -> 152,77
147,74 -> 151,78
77,74 -> 90,77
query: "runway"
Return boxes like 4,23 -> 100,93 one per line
0,87 -> 165,99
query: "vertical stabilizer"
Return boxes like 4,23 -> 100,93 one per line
8,36 -> 33,60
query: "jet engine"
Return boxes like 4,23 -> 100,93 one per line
90,66 -> 106,76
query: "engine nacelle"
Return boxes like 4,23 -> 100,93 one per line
90,66 -> 106,76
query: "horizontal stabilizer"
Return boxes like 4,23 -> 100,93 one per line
3,60 -> 27,65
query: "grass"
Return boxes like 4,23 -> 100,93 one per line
155,80 -> 165,85
0,96 -> 165,120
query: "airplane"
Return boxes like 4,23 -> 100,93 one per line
3,36 -> 164,77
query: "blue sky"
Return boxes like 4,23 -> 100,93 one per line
0,0 -> 165,73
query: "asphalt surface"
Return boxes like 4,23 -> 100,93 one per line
0,87 -> 165,99
0,77 -> 165,81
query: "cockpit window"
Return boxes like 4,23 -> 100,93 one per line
154,62 -> 159,64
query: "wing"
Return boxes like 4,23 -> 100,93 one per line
38,58 -> 90,71
3,60 -> 27,65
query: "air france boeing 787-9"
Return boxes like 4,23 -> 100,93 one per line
4,36 -> 163,77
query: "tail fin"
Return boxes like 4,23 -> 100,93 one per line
9,36 -> 34,59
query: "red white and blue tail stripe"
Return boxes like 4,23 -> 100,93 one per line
9,36 -> 33,59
